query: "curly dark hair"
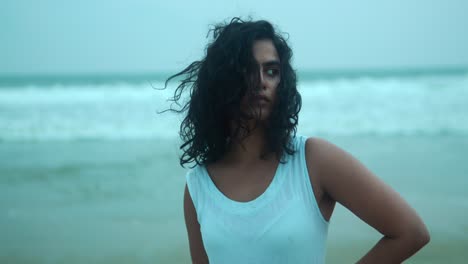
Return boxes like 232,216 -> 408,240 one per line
163,17 -> 302,168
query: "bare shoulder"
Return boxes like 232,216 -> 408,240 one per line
303,137 -> 351,203
303,137 -> 338,221
304,136 -> 430,244
303,137 -> 347,188
304,137 -> 352,169
304,136 -> 388,195
183,184 -> 209,264
304,136 -> 404,207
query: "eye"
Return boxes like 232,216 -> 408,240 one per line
265,68 -> 280,77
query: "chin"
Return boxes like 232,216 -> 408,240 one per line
253,111 -> 272,122
241,106 -> 272,124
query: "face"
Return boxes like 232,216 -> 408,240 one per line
240,39 -> 281,122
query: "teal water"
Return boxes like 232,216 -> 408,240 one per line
1,72 -> 467,141
1,136 -> 467,263
1,71 -> 468,263
1,67 -> 467,87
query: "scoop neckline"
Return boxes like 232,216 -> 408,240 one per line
201,158 -> 285,210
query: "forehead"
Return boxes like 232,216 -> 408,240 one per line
252,39 -> 279,64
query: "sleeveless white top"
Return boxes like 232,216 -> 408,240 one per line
185,135 -> 329,263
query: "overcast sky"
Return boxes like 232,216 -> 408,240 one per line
1,0 -> 468,75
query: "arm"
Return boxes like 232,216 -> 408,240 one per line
306,138 -> 430,263
183,184 -> 209,264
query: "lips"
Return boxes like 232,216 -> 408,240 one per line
253,95 -> 269,103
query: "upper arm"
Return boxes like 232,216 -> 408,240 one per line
183,184 -> 209,264
306,138 -> 430,242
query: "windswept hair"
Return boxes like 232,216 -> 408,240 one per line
164,17 -> 301,168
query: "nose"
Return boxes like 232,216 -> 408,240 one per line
259,71 -> 267,90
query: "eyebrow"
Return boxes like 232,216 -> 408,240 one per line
261,60 -> 280,67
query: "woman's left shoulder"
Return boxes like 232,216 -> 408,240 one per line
303,136 -> 347,167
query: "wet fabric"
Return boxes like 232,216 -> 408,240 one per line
186,135 -> 329,264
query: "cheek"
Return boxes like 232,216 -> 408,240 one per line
269,79 -> 280,95
268,76 -> 280,88
271,82 -> 280,105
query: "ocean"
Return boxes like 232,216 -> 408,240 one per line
1,70 -> 467,263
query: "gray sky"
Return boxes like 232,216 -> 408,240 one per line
1,0 -> 468,75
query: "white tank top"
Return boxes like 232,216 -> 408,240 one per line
185,135 -> 329,263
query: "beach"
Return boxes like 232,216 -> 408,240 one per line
1,72 -> 467,263
1,135 -> 467,263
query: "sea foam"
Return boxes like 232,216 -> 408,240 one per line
1,74 -> 467,141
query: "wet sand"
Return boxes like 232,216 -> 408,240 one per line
1,135 -> 467,263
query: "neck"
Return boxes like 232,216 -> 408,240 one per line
222,124 -> 273,166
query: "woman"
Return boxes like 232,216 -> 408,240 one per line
165,17 -> 430,264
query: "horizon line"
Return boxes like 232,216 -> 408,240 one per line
1,66 -> 467,87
